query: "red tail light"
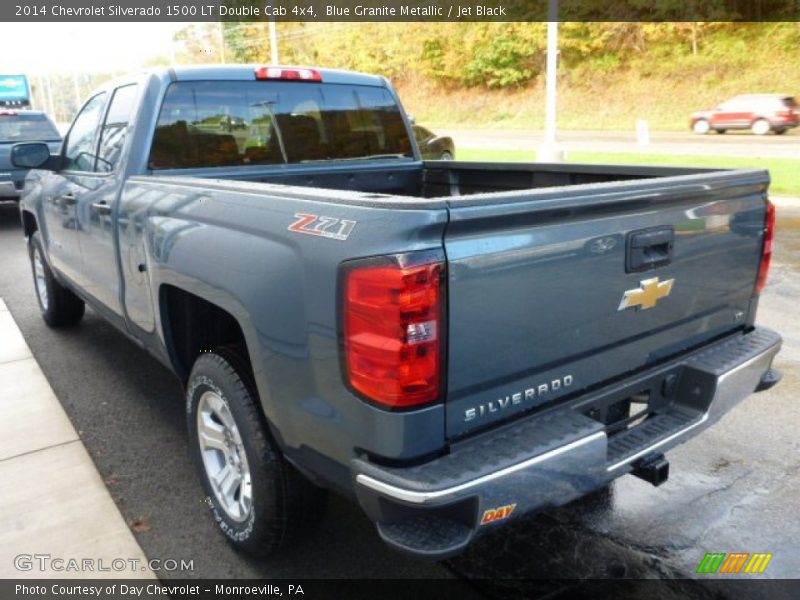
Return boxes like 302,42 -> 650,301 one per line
342,253 -> 445,409
755,200 -> 776,294
255,67 -> 322,82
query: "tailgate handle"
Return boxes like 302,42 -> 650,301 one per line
626,227 -> 674,272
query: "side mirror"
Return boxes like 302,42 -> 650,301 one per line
11,142 -> 58,170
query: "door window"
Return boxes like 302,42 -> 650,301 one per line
97,84 -> 139,173
63,93 -> 107,172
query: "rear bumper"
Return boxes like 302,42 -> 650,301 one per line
352,327 -> 781,559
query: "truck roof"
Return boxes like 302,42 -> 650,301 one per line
162,65 -> 387,87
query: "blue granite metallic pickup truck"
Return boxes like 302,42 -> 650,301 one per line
13,66 -> 781,559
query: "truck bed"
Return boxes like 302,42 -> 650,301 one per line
145,159 -> 717,201
130,160 -> 769,439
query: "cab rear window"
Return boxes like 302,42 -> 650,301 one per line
0,113 -> 60,143
149,81 -> 413,169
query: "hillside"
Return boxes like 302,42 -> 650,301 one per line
393,23 -> 800,131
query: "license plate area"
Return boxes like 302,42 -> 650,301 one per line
573,367 -> 682,438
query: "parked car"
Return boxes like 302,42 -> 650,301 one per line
14,66 -> 781,560
413,124 -> 454,159
690,94 -> 799,135
0,110 -> 61,200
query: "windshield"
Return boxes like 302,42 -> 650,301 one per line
150,80 -> 413,169
0,114 -> 60,143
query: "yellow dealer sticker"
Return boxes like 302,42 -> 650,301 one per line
480,503 -> 517,525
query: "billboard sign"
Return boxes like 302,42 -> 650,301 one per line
0,75 -> 31,107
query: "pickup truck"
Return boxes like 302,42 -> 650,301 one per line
13,66 -> 781,560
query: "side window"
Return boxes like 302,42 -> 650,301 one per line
63,93 -> 107,172
96,84 -> 139,173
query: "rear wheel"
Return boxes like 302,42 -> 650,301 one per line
693,119 -> 710,134
28,232 -> 85,328
774,128 -> 788,135
751,119 -> 771,135
186,348 -> 326,556
716,129 -> 727,134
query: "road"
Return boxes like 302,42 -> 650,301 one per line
0,200 -> 798,591
438,128 -> 800,158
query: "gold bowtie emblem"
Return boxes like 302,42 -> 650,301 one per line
618,277 -> 674,311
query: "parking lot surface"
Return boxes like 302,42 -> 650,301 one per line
0,200 -> 796,586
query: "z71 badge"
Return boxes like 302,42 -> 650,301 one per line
288,213 -> 356,241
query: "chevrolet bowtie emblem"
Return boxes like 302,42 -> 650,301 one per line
618,277 -> 675,311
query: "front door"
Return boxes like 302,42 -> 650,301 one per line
41,92 -> 107,286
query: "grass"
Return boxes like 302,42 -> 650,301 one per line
455,149 -> 800,197
395,24 -> 800,132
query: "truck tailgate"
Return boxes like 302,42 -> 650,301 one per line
443,171 -> 769,438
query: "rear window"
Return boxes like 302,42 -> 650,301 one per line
0,113 -> 60,143
150,81 -> 413,170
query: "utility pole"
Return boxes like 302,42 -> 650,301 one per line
269,19 -> 279,64
218,21 -> 226,64
538,0 -> 564,162
44,75 -> 56,121
72,74 -> 82,109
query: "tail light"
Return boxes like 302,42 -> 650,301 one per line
255,67 -> 322,82
755,200 -> 776,294
342,252 -> 445,409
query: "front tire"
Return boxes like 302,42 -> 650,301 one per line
693,119 -> 710,134
186,348 -> 326,556
751,119 -> 771,135
28,232 -> 85,328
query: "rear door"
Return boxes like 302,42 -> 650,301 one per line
73,83 -> 139,319
711,98 -> 749,128
443,174 -> 768,438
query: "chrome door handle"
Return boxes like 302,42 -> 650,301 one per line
91,201 -> 112,216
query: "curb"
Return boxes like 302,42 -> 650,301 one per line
0,298 -> 155,579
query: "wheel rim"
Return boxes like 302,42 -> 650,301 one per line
197,390 -> 252,522
694,120 -> 709,134
753,120 -> 769,135
32,247 -> 48,311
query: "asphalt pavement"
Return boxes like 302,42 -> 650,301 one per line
0,198 -> 797,589
439,128 -> 800,158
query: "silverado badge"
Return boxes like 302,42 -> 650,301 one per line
618,277 -> 675,311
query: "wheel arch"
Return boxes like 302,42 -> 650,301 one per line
21,209 -> 38,239
159,283 -> 254,384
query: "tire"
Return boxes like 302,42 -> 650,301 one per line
775,128 -> 788,135
28,232 -> 85,328
693,119 -> 710,134
186,348 -> 326,556
440,151 -> 453,160
716,129 -> 727,134
751,119 -> 771,135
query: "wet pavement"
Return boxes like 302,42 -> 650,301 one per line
0,199 -> 797,590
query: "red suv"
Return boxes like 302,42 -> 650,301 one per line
690,94 -> 799,135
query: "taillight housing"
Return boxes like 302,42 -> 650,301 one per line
755,199 -> 776,294
341,251 -> 445,410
